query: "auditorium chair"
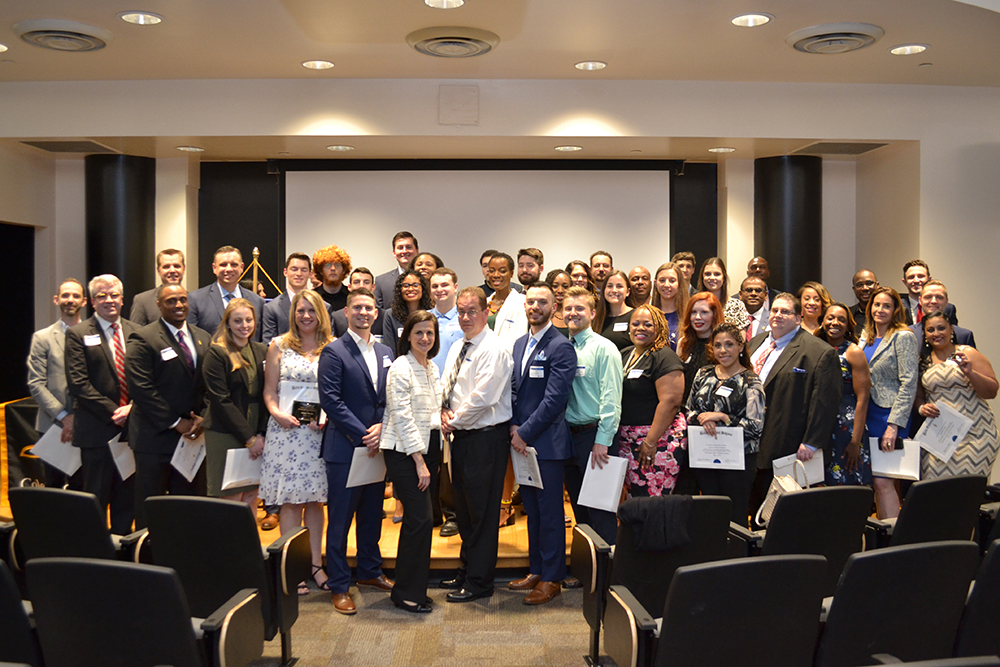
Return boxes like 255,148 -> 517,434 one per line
871,659 -> 1000,667
953,539 -> 1000,659
814,541 -> 980,667
866,475 -> 987,549
144,496 -> 311,666
976,484 -> 1000,555
26,557 -> 263,667
603,554 -> 827,667
728,485 -> 872,596
0,560 -> 41,667
570,495 -> 731,666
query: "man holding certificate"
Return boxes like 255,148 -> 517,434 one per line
508,283 -> 577,605
318,288 -> 395,615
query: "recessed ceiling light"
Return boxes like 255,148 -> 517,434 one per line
118,11 -> 163,25
731,13 -> 773,28
554,145 -> 582,152
575,60 -> 607,71
890,44 -> 927,56
302,60 -> 334,70
708,146 -> 736,153
326,145 -> 354,152
176,145 -> 204,153
425,0 -> 464,7
0,44 -> 7,53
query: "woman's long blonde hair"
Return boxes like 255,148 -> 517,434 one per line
213,298 -> 256,370
282,290 -> 333,355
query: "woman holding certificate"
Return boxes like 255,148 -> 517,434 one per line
261,290 -> 333,594
685,322 -> 765,526
202,298 -> 269,506
915,311 -> 999,479
380,310 -> 442,614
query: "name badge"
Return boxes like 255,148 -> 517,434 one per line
715,385 -> 733,398
382,355 -> 392,368
529,366 -> 544,379
84,334 -> 102,347
397,327 -> 404,337
161,347 -> 178,361
627,368 -> 643,379
613,322 -> 628,332
576,366 -> 587,377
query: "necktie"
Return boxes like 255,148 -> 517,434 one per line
521,336 -> 538,375
753,340 -> 777,376
176,330 -> 195,370
916,304 -> 924,324
223,291 -> 234,306
111,323 -> 129,406
442,340 -> 473,410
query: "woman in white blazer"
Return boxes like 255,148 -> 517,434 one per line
484,252 -> 528,352
380,310 -> 442,613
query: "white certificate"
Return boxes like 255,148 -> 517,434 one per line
579,455 -> 628,514
511,446 -> 543,489
346,447 -> 387,488
30,424 -> 82,476
221,447 -> 263,491
914,402 -> 972,464
107,434 -> 136,480
171,433 -> 206,483
772,450 -> 825,487
688,426 -> 745,470
869,437 -> 921,481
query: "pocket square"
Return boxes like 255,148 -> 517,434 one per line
792,367 -> 807,373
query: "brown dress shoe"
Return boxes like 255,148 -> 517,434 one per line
331,592 -> 356,615
508,574 -> 542,591
357,575 -> 395,591
524,581 -> 561,605
260,513 -> 279,531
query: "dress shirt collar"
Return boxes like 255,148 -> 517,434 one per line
464,325 -> 490,347
162,319 -> 191,339
347,327 -> 375,351
95,314 -> 121,336
432,305 -> 457,320
528,322 -> 552,343
58,320 -> 70,332
570,327 -> 593,348
218,283 -> 242,301
766,326 -> 799,350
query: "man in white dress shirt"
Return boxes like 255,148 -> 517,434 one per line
740,276 -> 770,339
439,286 -> 514,602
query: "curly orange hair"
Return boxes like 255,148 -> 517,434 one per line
311,245 -> 352,283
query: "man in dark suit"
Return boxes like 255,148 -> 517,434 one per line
373,231 -> 418,309
125,284 -> 212,528
330,268 -> 386,340
850,269 -> 879,335
508,283 -> 577,605
187,245 -> 265,341
64,274 -> 136,534
740,276 -> 771,339
318,288 -> 395,615
899,259 -> 958,325
748,293 -> 841,521
261,252 -> 312,344
747,256 -> 780,303
909,280 -> 975,348
129,249 -> 185,326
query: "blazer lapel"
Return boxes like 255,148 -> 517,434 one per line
51,322 -> 65,353
346,336 -> 378,399
91,317 -> 117,375
158,321 -> 195,376
209,283 -> 227,322
517,329 -> 550,390
866,334 -> 893,365
763,331 -> 801,389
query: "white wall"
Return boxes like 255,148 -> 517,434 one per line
154,157 -> 200,288
822,161 -> 858,305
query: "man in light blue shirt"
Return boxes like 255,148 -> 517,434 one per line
429,267 -> 463,537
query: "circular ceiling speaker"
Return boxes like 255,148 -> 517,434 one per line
13,19 -> 113,52
786,22 -> 884,55
406,26 -> 499,58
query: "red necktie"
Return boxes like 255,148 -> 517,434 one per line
111,323 -> 129,406
916,304 -> 923,323
753,341 -> 777,376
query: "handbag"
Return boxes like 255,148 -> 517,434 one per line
754,459 -> 807,527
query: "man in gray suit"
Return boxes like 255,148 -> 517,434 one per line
262,252 -> 312,344
129,249 -> 185,326
26,278 -> 86,487
373,231 -> 418,309
187,245 -> 265,341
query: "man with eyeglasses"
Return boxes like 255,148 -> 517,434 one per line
261,252 -> 313,344
64,274 -> 137,534
740,276 -> 771,339
850,270 -> 879,335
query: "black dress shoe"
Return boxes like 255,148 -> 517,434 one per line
439,520 -> 459,537
446,587 -> 494,603
393,598 -> 432,614
439,575 -> 465,590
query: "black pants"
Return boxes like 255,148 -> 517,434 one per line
563,428 -> 618,544
79,446 -> 135,535
450,424 -> 509,593
431,457 -> 457,526
133,450 -> 207,529
384,432 -> 441,604
694,452 -> 758,527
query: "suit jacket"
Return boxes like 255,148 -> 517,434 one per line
748,328 -> 842,465
373,268 -> 401,310
511,326 -> 576,460
261,292 -> 291,345
318,334 -> 392,464
899,294 -> 958,326
129,287 -> 161,327
125,320 -> 212,455
859,329 -> 919,426
201,342 -> 269,443
187,283 -> 265,342
65,316 -> 137,448
909,322 -> 976,350
27,321 -> 71,432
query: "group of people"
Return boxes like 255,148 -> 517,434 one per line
26,232 -> 999,617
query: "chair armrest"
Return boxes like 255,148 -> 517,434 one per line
728,522 -> 764,556
115,528 -> 150,563
201,588 -> 264,667
985,484 -> 1000,502
570,524 -> 612,593
980,501 -> 999,520
870,654 -> 902,664
605,585 -> 658,667
266,527 -> 311,597
865,517 -> 894,549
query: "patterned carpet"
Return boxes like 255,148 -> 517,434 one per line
250,583 -> 594,667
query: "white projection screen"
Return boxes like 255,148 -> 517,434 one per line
285,169 -> 671,290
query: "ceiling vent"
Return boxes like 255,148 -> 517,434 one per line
793,142 -> 888,156
21,140 -> 118,154
13,19 -> 113,52
406,27 -> 499,58
786,23 -> 884,55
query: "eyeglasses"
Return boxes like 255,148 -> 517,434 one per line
93,292 -> 122,301
457,309 -> 481,318
853,280 -> 877,288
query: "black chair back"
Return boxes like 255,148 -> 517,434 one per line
610,495 -> 731,619
815,541 -> 980,667
954,539 -> 1000,658
8,487 -> 117,561
892,475 -> 988,546
26,557 -> 204,667
654,555 -> 827,667
761,485 -> 872,595
0,560 -> 40,667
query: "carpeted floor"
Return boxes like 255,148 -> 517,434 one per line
250,583 -> 594,667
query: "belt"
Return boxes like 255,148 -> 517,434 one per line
568,422 -> 599,434
454,422 -> 509,436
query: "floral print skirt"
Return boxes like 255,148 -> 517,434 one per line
619,412 -> 688,497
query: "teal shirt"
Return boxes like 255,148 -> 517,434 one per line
566,328 -> 624,446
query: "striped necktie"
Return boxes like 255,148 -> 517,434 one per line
442,340 -> 472,410
753,340 -> 777,377
176,330 -> 195,370
111,323 -> 129,406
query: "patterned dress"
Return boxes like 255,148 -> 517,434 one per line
825,341 -> 873,485
260,346 -> 328,505
920,348 -> 1000,478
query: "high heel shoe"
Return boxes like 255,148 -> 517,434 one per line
392,597 -> 432,613
312,565 -> 332,591
499,499 -> 515,528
